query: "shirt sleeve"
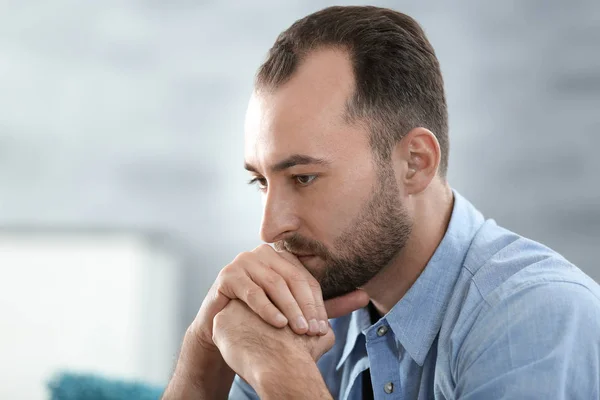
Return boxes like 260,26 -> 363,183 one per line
454,280 -> 600,399
228,375 -> 260,400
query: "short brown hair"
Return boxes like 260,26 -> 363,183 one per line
256,6 -> 449,176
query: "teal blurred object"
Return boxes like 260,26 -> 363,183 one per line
47,372 -> 164,400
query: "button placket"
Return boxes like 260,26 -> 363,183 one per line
365,320 -> 399,398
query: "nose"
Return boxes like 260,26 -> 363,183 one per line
259,186 -> 300,243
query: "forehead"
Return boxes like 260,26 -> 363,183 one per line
244,49 -> 369,168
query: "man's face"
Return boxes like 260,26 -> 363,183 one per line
244,49 -> 412,299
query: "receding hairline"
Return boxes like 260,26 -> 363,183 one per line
254,46 -> 368,133
255,45 -> 353,93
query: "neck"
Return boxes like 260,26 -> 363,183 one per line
362,181 -> 454,316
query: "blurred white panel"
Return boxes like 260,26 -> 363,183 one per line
0,232 -> 181,399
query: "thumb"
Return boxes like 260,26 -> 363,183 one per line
324,289 -> 369,319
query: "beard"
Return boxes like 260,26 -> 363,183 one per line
275,164 -> 412,300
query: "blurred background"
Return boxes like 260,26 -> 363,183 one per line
1,0 -> 598,398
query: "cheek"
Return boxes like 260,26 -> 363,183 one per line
305,171 -> 374,245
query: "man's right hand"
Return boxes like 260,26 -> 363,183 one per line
163,244 -> 369,399
193,244 -> 370,353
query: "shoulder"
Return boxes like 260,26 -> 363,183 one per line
447,219 -> 599,317
452,276 -> 600,396
439,218 -> 600,362
468,234 -> 600,350
434,221 -> 600,397
438,220 -> 600,387
466,277 -> 600,357
445,277 -> 600,398
464,219 -> 600,310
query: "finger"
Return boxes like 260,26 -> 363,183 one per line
193,284 -> 231,345
262,249 -> 323,336
275,250 -> 329,335
324,289 -> 370,318
199,284 -> 230,322
220,274 -> 289,329
245,265 -> 309,334
309,280 -> 328,335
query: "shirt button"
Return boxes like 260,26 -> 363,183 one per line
376,325 -> 389,337
384,382 -> 394,394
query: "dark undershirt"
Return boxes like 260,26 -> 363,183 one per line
362,302 -> 381,400
362,368 -> 374,400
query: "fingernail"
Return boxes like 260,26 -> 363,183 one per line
296,316 -> 308,331
309,319 -> 320,334
275,313 -> 288,326
319,320 -> 328,334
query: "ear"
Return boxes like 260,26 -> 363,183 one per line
392,127 -> 441,195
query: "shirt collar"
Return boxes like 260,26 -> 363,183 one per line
336,190 -> 485,369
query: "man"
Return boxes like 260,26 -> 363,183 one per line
163,6 -> 600,399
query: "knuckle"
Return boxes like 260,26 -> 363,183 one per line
224,252 -> 262,275
218,265 -> 233,281
308,278 -> 322,291
326,332 -> 335,347
288,271 -> 306,284
259,302 -> 275,318
252,243 -> 272,254
212,317 -> 230,346
311,289 -> 325,308
323,335 -> 335,351
215,269 -> 237,290
264,273 -> 285,290
212,312 -> 225,331
311,334 -> 335,361
283,300 -> 300,313
220,260 -> 242,279
314,301 -> 326,311
245,287 -> 263,303
213,280 -> 226,295
233,251 -> 253,264
302,300 -> 317,310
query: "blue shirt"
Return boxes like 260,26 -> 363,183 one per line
230,191 -> 600,399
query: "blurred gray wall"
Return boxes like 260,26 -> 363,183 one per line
1,0 -> 598,332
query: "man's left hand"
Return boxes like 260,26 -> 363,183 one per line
212,299 -> 334,399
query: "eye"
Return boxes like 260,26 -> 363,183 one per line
294,175 -> 317,186
248,177 -> 268,191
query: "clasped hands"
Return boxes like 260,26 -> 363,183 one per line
182,244 -> 369,398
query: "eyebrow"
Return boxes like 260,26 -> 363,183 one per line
244,154 -> 330,174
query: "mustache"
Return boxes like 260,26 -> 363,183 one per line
274,234 -> 330,259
